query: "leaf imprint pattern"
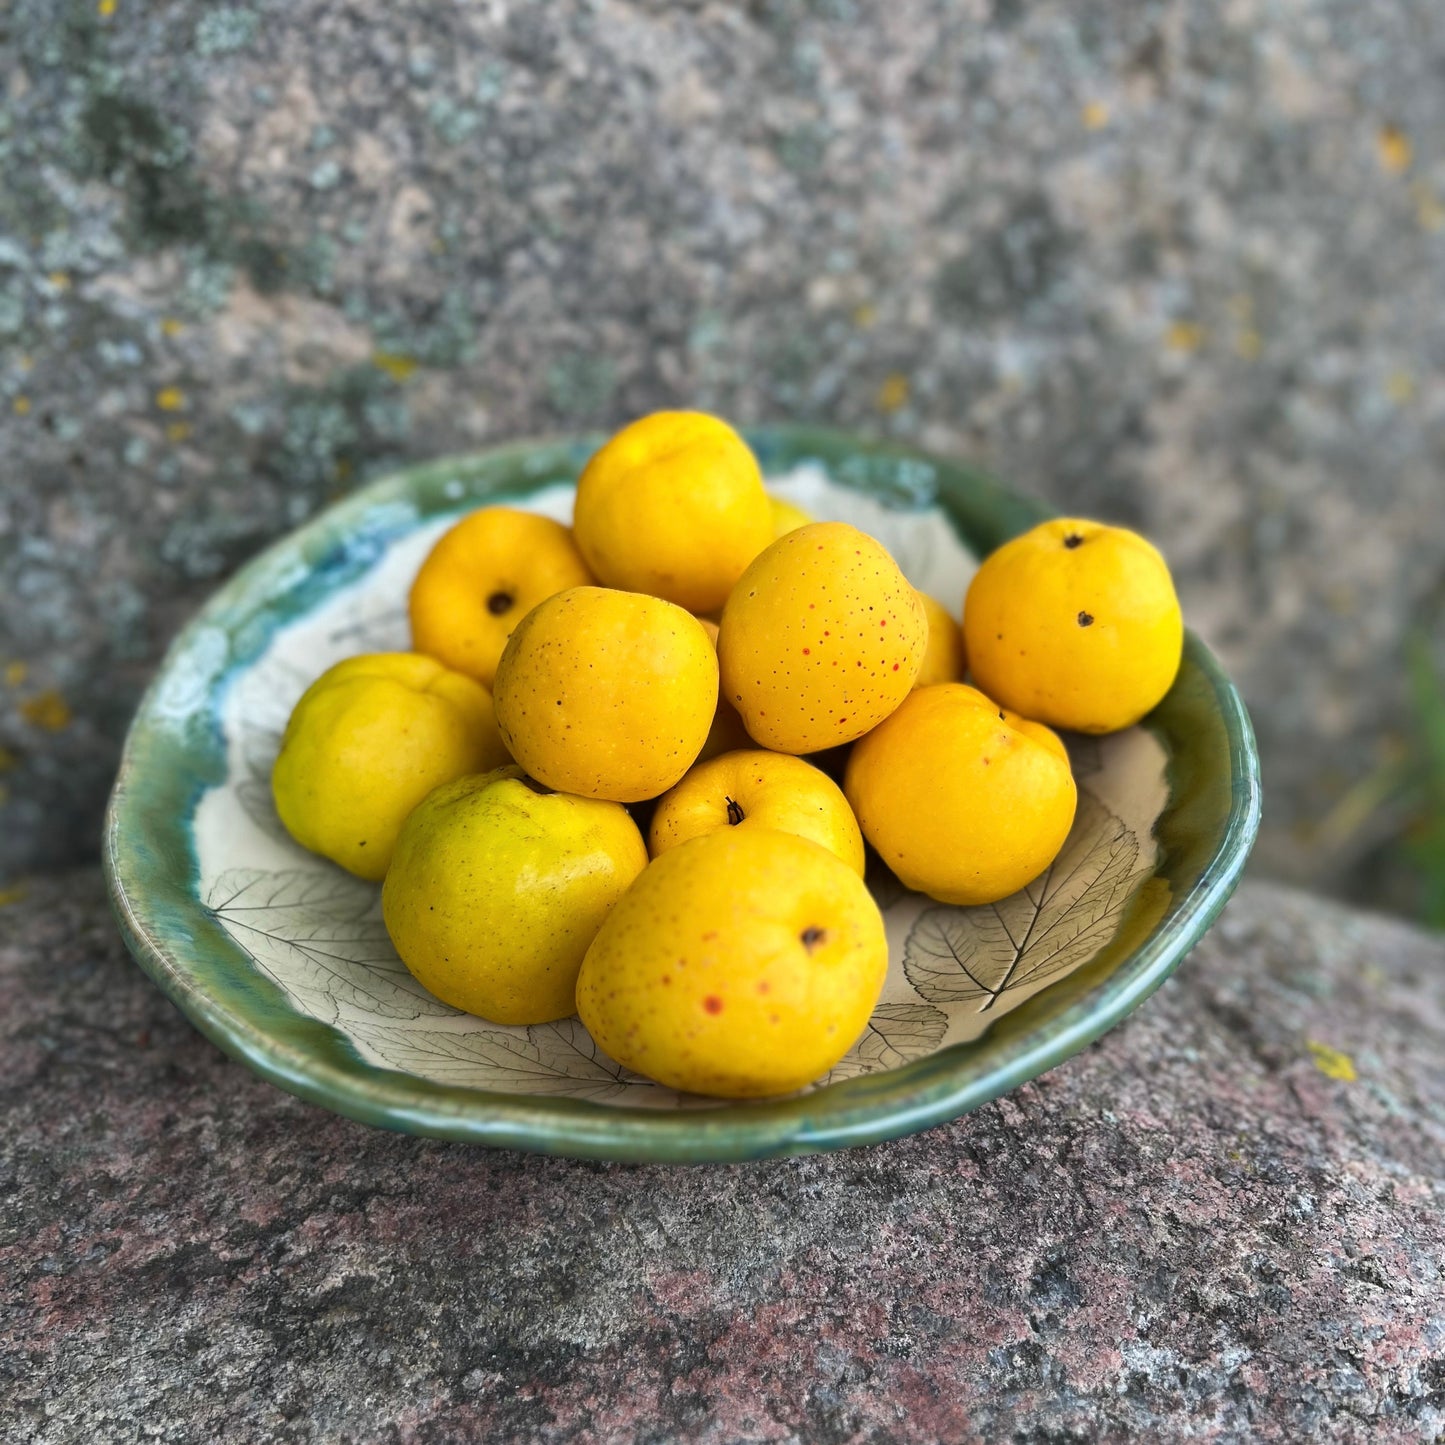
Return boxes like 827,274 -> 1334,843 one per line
207,868 -> 456,1026
903,791 -> 1152,1012
347,1017 -> 646,1100
824,1002 -> 950,1084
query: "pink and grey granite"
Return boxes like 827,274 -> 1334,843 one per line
1,871 -> 1442,1442
2,1 -> 1445,904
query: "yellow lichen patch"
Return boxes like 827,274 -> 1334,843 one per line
1081,101 -> 1110,132
0,745 -> 16,771
852,302 -> 877,330
372,351 -> 418,382
155,386 -> 186,412
161,317 -> 184,337
1377,125 -> 1412,176
1306,1040 -> 1358,1082
0,883 -> 29,907
1385,370 -> 1415,405
12,396 -> 30,416
4,661 -> 28,687
97,0 -> 117,16
1414,184 -> 1445,233
166,421 -> 192,443
19,689 -> 72,731
876,372 -> 909,413
1165,321 -> 1204,353
1235,329 -> 1263,361
47,271 -> 71,291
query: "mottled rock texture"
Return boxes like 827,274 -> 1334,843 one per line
2,1 -> 1445,891
2,871 -> 1442,1442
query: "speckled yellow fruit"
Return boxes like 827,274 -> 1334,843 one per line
272,653 -> 509,881
577,827 -> 888,1098
768,494 -> 813,537
963,517 -> 1183,733
914,590 -> 967,688
692,618 -> 754,764
408,507 -> 593,688
382,766 -> 648,1024
492,586 -> 718,802
573,411 -> 772,614
649,749 -> 866,876
845,683 -> 1077,905
718,521 -> 928,754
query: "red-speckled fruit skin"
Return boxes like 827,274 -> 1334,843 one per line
719,522 -> 928,754
576,827 -> 887,1097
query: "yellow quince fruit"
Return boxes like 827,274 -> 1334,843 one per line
492,586 -> 717,802
963,518 -> 1183,733
718,521 -> 927,753
383,766 -> 647,1024
272,652 -> 508,881
845,682 -> 1077,905
577,827 -> 887,1097
913,590 -> 967,688
409,507 -> 593,688
572,411 -> 772,614
649,748 -> 865,876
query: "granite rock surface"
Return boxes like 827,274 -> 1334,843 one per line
1,871 -> 1442,1442
2,1 -> 1445,895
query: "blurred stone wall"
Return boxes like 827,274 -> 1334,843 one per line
3,0 -> 1444,895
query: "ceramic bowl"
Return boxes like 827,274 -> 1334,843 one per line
104,428 -> 1261,1162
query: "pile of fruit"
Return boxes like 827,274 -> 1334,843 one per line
272,412 -> 1183,1098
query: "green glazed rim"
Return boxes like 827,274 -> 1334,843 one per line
103,427 -> 1261,1163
